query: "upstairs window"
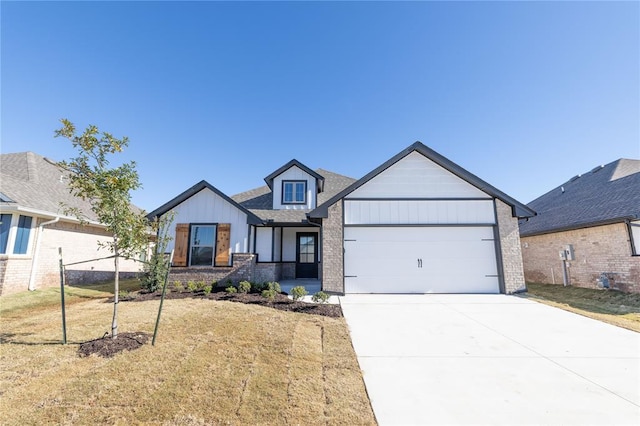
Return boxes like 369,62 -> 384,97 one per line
13,215 -> 32,254
282,181 -> 307,204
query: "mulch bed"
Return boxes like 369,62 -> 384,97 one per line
78,332 -> 150,358
80,288 -> 341,358
122,287 -> 343,318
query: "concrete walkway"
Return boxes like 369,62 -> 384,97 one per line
339,294 -> 640,425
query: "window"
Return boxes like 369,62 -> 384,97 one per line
13,215 -> 32,254
630,221 -> 640,256
0,214 -> 11,254
282,181 -> 306,204
189,224 -> 216,266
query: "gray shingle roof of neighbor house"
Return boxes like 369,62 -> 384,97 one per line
0,152 -> 101,222
231,169 -> 357,223
519,158 -> 640,237
146,180 -> 263,224
309,141 -> 537,219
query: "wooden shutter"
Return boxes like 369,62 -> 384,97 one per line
173,224 -> 189,267
215,223 -> 231,266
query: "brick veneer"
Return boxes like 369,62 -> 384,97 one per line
496,199 -> 527,294
0,219 -> 141,296
521,222 -> 639,293
320,200 -> 344,294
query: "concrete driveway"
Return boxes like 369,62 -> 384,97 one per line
339,294 -> 640,425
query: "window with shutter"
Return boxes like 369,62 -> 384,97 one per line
173,224 -> 189,266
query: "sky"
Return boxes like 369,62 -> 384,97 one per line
2,1 -> 639,212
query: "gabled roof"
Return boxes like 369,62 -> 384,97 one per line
309,141 -> 536,219
0,152 -> 100,221
264,159 -> 325,193
519,159 -> 640,237
232,169 -> 356,222
146,180 -> 263,225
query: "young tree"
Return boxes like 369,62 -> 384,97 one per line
55,119 -> 148,339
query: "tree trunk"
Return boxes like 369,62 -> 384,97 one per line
112,248 -> 119,339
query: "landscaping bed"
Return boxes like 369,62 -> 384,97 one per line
121,285 -> 343,318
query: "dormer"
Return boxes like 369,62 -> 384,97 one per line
264,160 -> 325,210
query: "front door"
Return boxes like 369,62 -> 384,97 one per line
296,233 -> 318,278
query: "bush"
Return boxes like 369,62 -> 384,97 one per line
238,281 -> 251,294
267,281 -> 281,293
173,281 -> 184,293
118,290 -> 133,300
254,282 -> 268,292
261,288 -> 277,302
203,285 -> 212,295
290,286 -> 308,301
187,280 -> 198,292
225,286 -> 237,293
197,280 -> 207,291
311,291 -> 330,304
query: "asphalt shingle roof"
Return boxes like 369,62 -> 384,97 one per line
0,152 -> 100,221
519,158 -> 640,236
231,169 -> 356,222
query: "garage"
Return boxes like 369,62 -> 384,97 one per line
344,226 -> 500,293
308,142 -> 536,295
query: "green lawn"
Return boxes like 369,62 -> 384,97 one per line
524,282 -> 640,332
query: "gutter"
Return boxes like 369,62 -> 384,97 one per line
28,216 -> 60,291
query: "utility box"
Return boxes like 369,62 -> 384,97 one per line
559,250 -> 567,260
564,244 -> 575,261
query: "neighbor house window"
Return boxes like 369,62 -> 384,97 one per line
13,215 -> 32,254
0,214 -> 11,254
630,221 -> 640,256
189,224 -> 216,266
282,181 -> 306,204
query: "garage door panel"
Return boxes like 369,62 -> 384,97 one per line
344,226 -> 499,294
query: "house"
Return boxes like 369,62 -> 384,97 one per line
0,152 -> 143,296
148,142 -> 535,294
519,159 -> 640,293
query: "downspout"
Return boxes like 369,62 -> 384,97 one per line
28,216 -> 60,291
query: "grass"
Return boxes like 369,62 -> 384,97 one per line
0,284 -> 375,425
524,283 -> 640,332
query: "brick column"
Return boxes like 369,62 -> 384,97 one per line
321,200 -> 344,294
496,200 -> 526,293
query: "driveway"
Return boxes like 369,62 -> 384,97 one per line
339,294 -> 640,425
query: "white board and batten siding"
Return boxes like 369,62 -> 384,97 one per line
163,187 -> 249,254
343,151 -> 501,294
272,166 -> 318,210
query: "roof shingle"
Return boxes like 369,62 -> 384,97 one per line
519,158 -> 640,236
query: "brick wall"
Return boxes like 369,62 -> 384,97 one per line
321,200 -> 344,294
168,254 -> 285,286
496,200 -> 527,294
0,219 -> 142,296
521,222 -> 640,293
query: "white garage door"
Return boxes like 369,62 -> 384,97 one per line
344,226 -> 500,293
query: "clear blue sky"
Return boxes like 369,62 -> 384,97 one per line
2,1 -> 638,211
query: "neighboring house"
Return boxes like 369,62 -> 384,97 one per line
149,142 -> 535,294
0,152 -> 143,296
519,158 -> 640,293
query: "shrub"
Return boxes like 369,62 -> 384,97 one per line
187,280 -> 198,292
203,285 -> 212,295
267,281 -> 281,293
225,286 -> 237,293
173,281 -> 184,293
254,282 -> 268,292
118,290 -> 131,299
290,286 -> 308,301
261,288 -> 277,302
238,281 -> 251,294
311,291 -> 330,304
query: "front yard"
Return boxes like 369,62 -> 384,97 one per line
0,281 -> 376,425
525,282 -> 640,332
